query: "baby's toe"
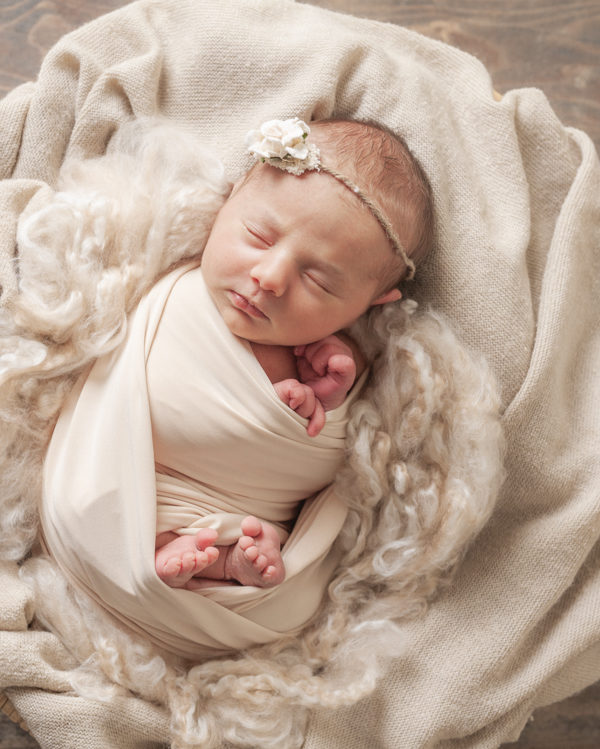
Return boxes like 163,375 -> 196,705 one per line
204,546 -> 219,566
162,557 -> 182,577
264,563 -> 285,585
195,528 -> 218,549
181,551 -> 199,575
238,535 -> 256,551
195,550 -> 208,568
263,565 -> 277,579
243,544 -> 260,563
240,516 -> 262,537
253,553 -> 268,571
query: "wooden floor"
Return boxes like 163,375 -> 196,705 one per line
0,1 -> 598,747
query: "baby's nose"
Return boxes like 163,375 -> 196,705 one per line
251,253 -> 290,296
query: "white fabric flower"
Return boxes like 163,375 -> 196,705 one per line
246,117 -> 310,161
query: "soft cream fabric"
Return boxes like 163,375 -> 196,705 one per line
149,265 -> 358,543
41,262 -> 351,655
0,0 -> 599,747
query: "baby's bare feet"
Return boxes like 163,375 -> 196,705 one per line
224,516 -> 285,587
155,528 -> 219,588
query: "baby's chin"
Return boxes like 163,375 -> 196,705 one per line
242,331 -> 334,347
219,310 -> 336,347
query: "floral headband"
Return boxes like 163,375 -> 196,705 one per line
245,117 -> 416,280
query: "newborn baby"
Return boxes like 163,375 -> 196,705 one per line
152,117 -> 433,592
39,115 -> 433,654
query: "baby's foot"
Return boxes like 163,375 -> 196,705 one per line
155,528 -> 219,588
224,516 -> 285,587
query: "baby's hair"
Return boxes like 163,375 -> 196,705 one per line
310,118 -> 434,287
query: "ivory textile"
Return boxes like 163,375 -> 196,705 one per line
149,265 -> 355,544
41,262 -> 352,657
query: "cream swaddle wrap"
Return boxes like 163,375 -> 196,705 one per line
41,262 -> 356,657
150,265 -> 356,547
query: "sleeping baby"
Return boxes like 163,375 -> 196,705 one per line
151,117 -> 433,591
39,116 -> 433,653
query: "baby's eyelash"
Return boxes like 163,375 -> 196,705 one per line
244,223 -> 271,246
305,272 -> 331,293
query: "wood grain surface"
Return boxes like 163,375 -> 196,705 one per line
2,0 -> 597,148
300,0 -> 600,150
1,1 -> 599,747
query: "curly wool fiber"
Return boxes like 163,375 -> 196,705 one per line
4,119 -> 504,748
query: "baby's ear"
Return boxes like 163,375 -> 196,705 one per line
229,177 -> 245,197
371,288 -> 402,306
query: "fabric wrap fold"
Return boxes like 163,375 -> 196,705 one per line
41,263 -> 350,656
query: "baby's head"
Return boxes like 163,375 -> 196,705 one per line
201,117 -> 433,346
307,118 -> 433,284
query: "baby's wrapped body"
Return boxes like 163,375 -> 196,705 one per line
150,265 -> 354,548
41,263 -> 360,657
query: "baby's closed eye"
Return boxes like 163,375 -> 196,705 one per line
304,271 -> 332,293
244,221 -> 273,247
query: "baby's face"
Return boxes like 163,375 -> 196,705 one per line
201,164 -> 400,347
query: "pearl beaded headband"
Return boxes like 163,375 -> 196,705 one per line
245,117 -> 416,280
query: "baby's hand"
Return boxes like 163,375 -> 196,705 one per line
273,378 -> 326,437
294,335 -> 356,412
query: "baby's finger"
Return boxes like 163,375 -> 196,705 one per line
303,334 -> 351,359
289,384 -> 316,418
296,355 -> 319,383
274,379 -> 307,412
306,398 -> 326,437
310,345 -> 354,380
325,353 -> 356,380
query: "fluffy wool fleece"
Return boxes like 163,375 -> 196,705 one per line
0,119 -> 504,748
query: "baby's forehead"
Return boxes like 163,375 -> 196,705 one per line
239,160 -> 363,211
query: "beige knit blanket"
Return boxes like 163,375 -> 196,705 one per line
1,1 -> 598,747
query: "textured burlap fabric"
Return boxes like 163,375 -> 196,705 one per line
1,0 -> 599,747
